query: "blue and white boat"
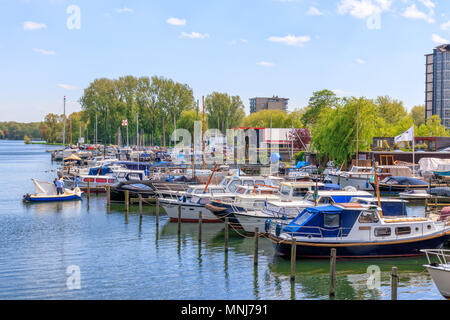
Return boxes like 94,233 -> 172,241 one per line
268,203 -> 450,259
23,179 -> 83,202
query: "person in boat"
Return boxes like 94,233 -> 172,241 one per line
56,178 -> 64,195
53,178 -> 58,187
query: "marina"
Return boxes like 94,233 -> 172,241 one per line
1,140 -> 449,300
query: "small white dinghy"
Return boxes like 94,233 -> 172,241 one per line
23,179 -> 84,202
422,249 -> 450,299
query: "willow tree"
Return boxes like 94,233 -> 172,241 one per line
311,97 -> 378,166
205,92 -> 245,132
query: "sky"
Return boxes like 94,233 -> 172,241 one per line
1,0 -> 450,122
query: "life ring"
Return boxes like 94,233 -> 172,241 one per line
394,160 -> 399,165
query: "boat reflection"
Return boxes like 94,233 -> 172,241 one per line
23,200 -> 83,215
266,256 -> 437,300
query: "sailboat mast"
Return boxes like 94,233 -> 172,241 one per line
356,104 -> 359,167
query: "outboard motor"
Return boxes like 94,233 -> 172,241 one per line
275,223 -> 282,237
265,219 -> 272,233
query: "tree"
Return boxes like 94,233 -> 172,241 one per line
242,110 -> 288,128
301,89 -> 341,127
417,115 -> 450,137
205,92 -> 245,132
375,96 -> 407,126
177,110 -> 198,137
311,97 -> 378,165
290,128 -> 311,151
410,105 -> 425,127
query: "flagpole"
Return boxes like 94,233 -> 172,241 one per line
413,125 -> 415,176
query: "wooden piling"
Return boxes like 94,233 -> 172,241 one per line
87,180 -> 91,201
139,194 -> 143,217
290,237 -> 296,281
125,190 -> 129,213
224,218 -> 229,253
155,198 -> 160,227
330,248 -> 336,297
391,267 -> 398,300
254,227 -> 259,265
177,205 -> 181,236
106,185 -> 111,210
198,212 -> 202,242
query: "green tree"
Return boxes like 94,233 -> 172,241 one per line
311,97 -> 378,165
242,110 -> 288,128
410,105 -> 425,127
205,92 -> 245,132
301,89 -> 341,127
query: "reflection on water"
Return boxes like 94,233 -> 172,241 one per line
0,140 -> 445,300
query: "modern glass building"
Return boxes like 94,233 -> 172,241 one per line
426,45 -> 450,129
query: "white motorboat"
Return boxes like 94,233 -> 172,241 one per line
422,249 -> 450,299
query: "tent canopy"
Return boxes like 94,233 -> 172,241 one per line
63,154 -> 82,162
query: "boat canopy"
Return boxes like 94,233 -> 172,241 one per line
283,205 -> 362,238
33,179 -> 57,196
88,166 -> 113,176
380,176 -> 428,186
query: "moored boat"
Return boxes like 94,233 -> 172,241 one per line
422,249 -> 450,299
268,203 -> 450,259
23,179 -> 83,202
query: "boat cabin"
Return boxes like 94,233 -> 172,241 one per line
350,197 -> 408,217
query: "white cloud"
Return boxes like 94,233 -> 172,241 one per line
306,7 -> 323,16
337,0 -> 392,19
257,61 -> 275,67
355,58 -> 366,64
167,17 -> 186,26
57,84 -> 78,90
181,32 -> 210,39
332,89 -> 354,96
402,3 -> 435,23
33,48 -> 56,55
432,33 -> 449,45
116,7 -> 133,14
441,21 -> 450,31
267,35 -> 310,47
23,21 -> 47,31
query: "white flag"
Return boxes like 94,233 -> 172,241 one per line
394,126 -> 414,143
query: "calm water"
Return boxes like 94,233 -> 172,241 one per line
0,140 -> 445,300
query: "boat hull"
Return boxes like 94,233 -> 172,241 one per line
269,233 -> 450,259
24,194 -> 83,202
426,266 -> 450,299
205,202 -> 245,228
161,202 -> 221,223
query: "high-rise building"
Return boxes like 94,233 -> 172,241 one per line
425,45 -> 450,129
249,96 -> 289,114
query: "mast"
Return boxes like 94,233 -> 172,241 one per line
356,104 -> 359,167
70,117 -> 72,145
136,111 -> 139,150
202,96 -> 206,170
63,96 -> 66,146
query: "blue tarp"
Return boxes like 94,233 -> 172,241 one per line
296,161 -> 310,169
88,166 -> 112,176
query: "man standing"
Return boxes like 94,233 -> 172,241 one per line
56,178 -> 64,195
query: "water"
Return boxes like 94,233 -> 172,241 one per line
0,140 -> 445,300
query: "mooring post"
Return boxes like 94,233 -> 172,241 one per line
125,190 -> 129,213
177,205 -> 181,236
198,212 -> 202,242
224,218 -> 229,253
330,248 -> 336,297
391,267 -> 398,300
155,198 -> 160,227
139,194 -> 143,217
290,237 -> 296,281
106,185 -> 111,212
254,227 -> 259,265
87,180 -> 91,202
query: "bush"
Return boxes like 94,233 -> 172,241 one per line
294,151 -> 305,162
24,135 -> 30,144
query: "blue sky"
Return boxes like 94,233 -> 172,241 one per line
1,0 -> 450,122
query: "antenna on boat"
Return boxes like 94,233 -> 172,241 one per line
374,162 -> 383,218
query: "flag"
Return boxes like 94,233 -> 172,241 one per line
394,126 -> 414,144
122,119 -> 128,127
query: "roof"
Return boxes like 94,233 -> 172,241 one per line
63,154 -> 82,161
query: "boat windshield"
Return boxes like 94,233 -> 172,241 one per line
280,186 -> 291,196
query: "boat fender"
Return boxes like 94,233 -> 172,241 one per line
275,223 -> 282,237
265,219 -> 272,233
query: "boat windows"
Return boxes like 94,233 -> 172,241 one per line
375,227 -> 391,237
324,214 -> 340,228
395,227 -> 411,235
228,181 -> 240,193
280,186 -> 291,196
359,211 -> 379,223
293,188 -> 309,197
96,178 -> 107,183
319,197 -> 332,204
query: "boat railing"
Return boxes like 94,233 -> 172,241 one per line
421,249 -> 450,267
283,225 -> 352,240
